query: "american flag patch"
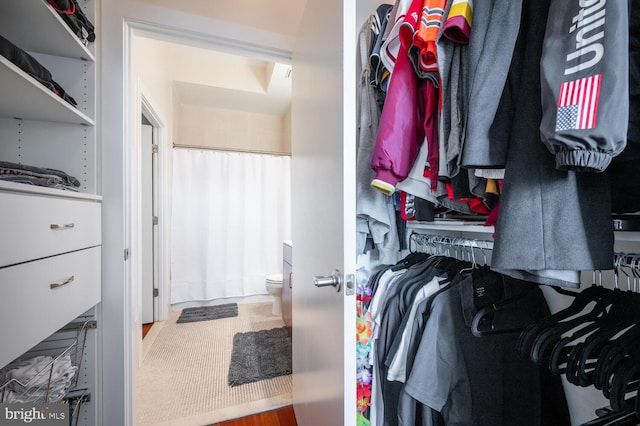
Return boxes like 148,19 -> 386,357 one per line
556,74 -> 602,131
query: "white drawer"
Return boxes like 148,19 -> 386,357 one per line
0,247 -> 101,368
0,192 -> 101,267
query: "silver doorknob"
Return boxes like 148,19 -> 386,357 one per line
314,269 -> 342,292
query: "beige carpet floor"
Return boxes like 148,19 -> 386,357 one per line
135,302 -> 293,426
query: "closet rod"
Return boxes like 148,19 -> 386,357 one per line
614,252 -> 640,271
409,232 -> 494,252
172,143 -> 291,156
410,233 -> 640,272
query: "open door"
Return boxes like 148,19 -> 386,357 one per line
290,0 -> 360,424
140,118 -> 155,325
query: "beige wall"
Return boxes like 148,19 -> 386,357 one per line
170,45 -> 268,94
179,104 -> 289,154
133,36 -> 174,137
133,37 -> 291,154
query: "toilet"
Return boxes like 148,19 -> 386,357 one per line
265,273 -> 284,316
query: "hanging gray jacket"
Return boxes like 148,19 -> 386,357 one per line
539,0 -> 629,173
491,0 -> 615,289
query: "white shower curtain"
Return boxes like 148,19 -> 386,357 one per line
170,148 -> 292,304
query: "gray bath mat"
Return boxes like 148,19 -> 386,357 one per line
177,303 -> 238,323
228,327 -> 292,386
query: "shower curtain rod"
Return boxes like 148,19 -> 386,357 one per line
172,143 -> 291,156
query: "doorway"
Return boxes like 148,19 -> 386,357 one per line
99,5 -> 299,424
129,29 -> 294,426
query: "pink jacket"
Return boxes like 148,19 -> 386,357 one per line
370,0 -> 440,195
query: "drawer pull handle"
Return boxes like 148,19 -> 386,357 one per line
50,276 -> 75,289
50,223 -> 75,229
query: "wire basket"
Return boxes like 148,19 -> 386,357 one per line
0,320 -> 91,404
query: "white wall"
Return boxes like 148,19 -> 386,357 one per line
134,0 -> 305,37
284,104 -> 292,152
99,2 -> 294,424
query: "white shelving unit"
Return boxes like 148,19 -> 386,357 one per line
0,0 -> 94,61
0,1 -> 99,424
0,56 -> 94,125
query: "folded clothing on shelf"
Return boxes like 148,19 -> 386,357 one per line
46,0 -> 95,45
0,160 -> 81,191
0,35 -> 77,107
0,354 -> 78,403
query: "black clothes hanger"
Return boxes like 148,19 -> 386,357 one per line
636,376 -> 640,421
580,408 -> 640,426
471,284 -> 538,337
390,251 -> 431,271
545,289 -> 624,375
596,332 -> 640,398
471,282 -> 578,338
557,264 -> 640,385
608,351 -> 640,412
574,315 -> 640,389
559,291 -> 640,385
472,305 -> 521,337
516,282 -> 610,360
514,285 -> 578,353
527,286 -> 617,369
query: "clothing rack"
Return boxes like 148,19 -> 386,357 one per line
410,232 -> 640,277
614,252 -> 640,270
611,252 -> 640,292
409,232 -> 494,265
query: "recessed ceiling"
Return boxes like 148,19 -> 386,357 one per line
173,61 -> 292,115
138,37 -> 292,115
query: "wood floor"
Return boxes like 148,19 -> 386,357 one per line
209,405 -> 297,426
142,322 -> 153,339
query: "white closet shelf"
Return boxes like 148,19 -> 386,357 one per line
614,231 -> 640,243
0,0 -> 94,61
0,56 -> 94,125
0,181 -> 102,202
